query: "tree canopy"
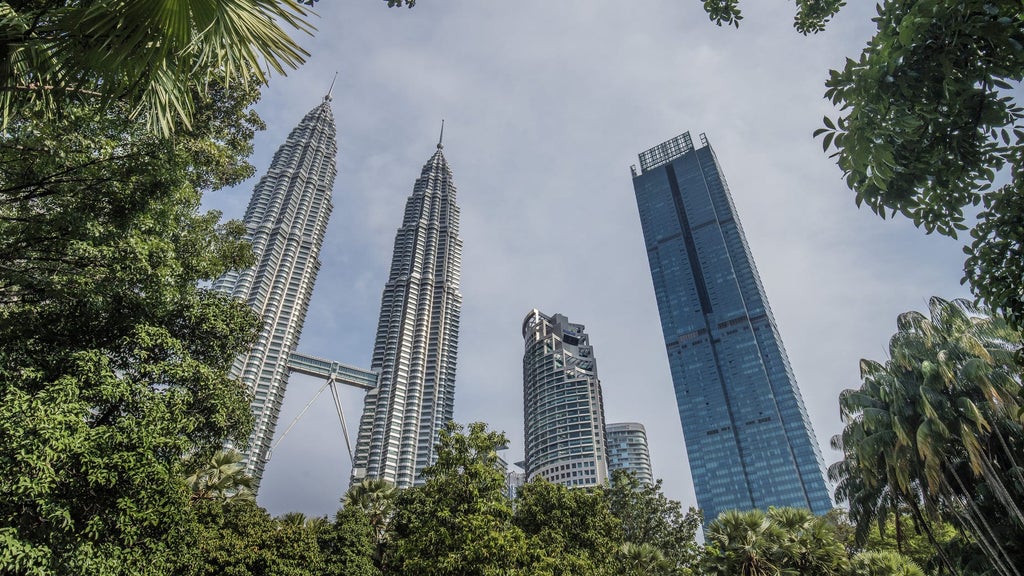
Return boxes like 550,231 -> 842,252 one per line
699,0 -> 846,33
185,449 -> 257,502
178,500 -> 326,576
0,80 -> 263,574
514,479 -> 622,575
605,470 -> 702,575
386,422 -> 530,575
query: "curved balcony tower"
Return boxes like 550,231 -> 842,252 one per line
522,310 -> 610,488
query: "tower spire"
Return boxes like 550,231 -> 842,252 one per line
437,119 -> 444,150
325,72 -> 338,102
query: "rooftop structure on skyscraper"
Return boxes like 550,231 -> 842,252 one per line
629,131 -> 832,523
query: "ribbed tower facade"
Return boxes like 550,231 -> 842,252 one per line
213,96 -> 337,488
522,311 -> 609,488
630,132 -> 832,523
351,139 -> 462,488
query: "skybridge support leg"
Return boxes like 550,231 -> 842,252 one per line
268,380 -> 330,461
328,380 -> 354,463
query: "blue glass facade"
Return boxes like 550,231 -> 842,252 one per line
630,132 -> 832,523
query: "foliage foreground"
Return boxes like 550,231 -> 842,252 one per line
831,298 -> 1024,576
0,75 -> 265,573
172,422 -> 965,576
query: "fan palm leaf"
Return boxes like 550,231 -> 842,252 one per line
184,448 -> 255,501
1,0 -> 313,134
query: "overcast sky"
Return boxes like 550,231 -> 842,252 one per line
201,0 -> 970,518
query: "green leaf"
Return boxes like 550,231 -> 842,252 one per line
823,131 -> 835,152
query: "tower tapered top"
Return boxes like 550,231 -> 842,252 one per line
437,119 -> 444,150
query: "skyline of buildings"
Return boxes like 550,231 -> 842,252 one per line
630,132 -> 833,522
351,135 -> 464,488
212,94 -> 339,487
211,93 -> 836,516
606,422 -> 654,486
522,310 -> 610,488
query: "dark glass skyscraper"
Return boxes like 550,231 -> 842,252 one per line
351,137 -> 462,488
630,132 -> 832,522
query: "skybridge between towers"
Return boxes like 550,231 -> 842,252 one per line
267,351 -> 379,466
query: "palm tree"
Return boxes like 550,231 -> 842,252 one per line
766,507 -> 847,576
850,550 -> 926,576
705,507 -> 849,576
833,297 -> 1024,576
829,361 -> 929,552
184,448 -> 255,502
343,478 -> 397,546
304,515 -> 330,533
619,542 -> 671,576
278,511 -> 308,527
1,0 -> 314,134
704,509 -> 787,576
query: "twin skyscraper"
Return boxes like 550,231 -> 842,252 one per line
213,93 -> 461,490
216,91 -> 831,522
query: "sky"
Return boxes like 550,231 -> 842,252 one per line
201,0 -> 971,518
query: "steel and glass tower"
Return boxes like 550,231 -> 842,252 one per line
630,132 -> 832,522
351,134 -> 463,488
522,310 -> 609,488
212,92 -> 337,488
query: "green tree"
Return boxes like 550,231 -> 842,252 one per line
849,550 -> 926,576
513,479 -> 622,575
0,82 -> 263,574
278,512 -> 310,527
179,500 -> 325,576
343,478 -> 398,548
386,422 -> 529,576
320,506 -> 380,576
704,509 -> 789,576
605,470 -> 703,575
857,512 -> 964,576
831,297 -> 1024,576
618,542 -> 672,576
0,0 -> 313,134
767,507 -> 848,576
698,0 -> 1024,329
703,507 -> 849,576
829,368 -> 966,575
699,0 -> 845,33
